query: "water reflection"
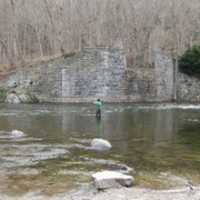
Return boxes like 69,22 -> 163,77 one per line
95,117 -> 104,137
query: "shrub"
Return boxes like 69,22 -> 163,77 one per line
0,88 -> 7,102
179,45 -> 200,76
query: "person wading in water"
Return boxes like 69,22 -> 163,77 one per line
94,99 -> 102,119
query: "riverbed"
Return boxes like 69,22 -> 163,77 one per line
0,103 -> 200,198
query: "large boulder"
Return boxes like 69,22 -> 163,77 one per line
7,80 -> 18,88
92,171 -> 134,190
20,93 -> 39,103
90,138 -> 112,151
5,92 -> 38,104
11,130 -> 26,138
5,93 -> 21,104
18,94 -> 30,103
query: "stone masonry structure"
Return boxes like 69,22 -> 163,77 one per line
1,47 -> 199,103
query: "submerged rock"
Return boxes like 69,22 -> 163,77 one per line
89,139 -> 112,151
11,130 -> 25,138
92,171 -> 134,190
32,148 -> 69,161
80,157 -> 134,174
106,163 -> 134,174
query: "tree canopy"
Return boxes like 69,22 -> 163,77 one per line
179,45 -> 200,76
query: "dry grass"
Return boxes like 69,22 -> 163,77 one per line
0,51 -> 78,80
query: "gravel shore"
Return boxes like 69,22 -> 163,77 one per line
70,186 -> 200,200
2,186 -> 200,200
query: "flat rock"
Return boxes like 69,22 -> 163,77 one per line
92,171 -> 134,190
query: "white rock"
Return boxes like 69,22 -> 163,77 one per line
11,130 -> 25,138
7,80 -> 17,88
92,171 -> 134,190
6,93 -> 21,104
90,138 -> 112,151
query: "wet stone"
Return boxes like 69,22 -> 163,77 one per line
92,171 -> 134,190
88,139 -> 112,151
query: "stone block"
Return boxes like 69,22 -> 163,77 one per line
92,171 -> 134,190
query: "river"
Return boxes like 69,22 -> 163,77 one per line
0,103 -> 200,196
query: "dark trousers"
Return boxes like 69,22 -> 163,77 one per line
96,109 -> 101,119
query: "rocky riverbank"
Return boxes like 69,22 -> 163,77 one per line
1,186 -> 200,200
71,186 -> 200,200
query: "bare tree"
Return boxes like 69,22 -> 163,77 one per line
0,0 -> 200,69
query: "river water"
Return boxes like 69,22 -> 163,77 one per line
0,103 -> 200,196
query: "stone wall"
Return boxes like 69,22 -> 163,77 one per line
60,49 -> 126,100
154,49 -> 175,101
177,73 -> 200,102
2,47 -> 200,103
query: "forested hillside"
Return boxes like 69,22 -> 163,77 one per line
0,0 -> 200,69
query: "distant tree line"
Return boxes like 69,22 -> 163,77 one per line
0,0 -> 200,69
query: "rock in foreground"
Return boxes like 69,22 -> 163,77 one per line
90,139 -> 112,151
92,171 -> 134,190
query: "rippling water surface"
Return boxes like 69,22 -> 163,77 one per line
0,103 -> 200,196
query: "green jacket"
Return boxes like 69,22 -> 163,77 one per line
95,101 -> 102,110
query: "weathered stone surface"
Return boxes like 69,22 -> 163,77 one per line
0,48 -> 175,103
89,138 -> 112,151
80,157 -> 135,174
177,73 -> 200,102
2,48 -> 200,103
5,93 -> 21,104
18,94 -> 32,103
154,49 -> 174,101
92,171 -> 134,190
5,92 -> 38,104
19,93 -> 38,103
